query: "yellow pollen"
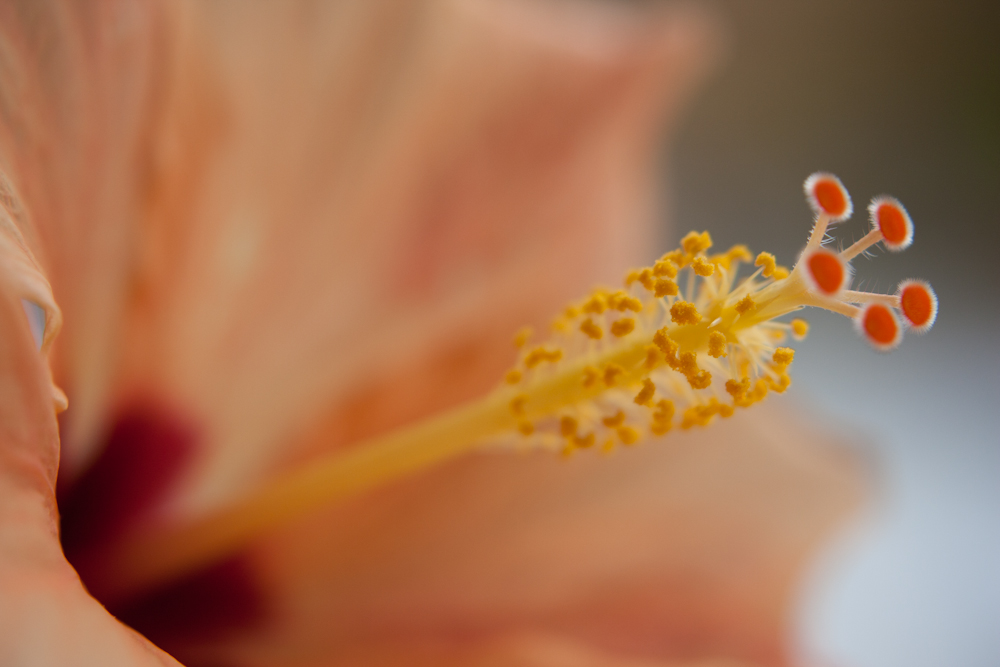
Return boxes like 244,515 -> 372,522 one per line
682,230 -> 713,256
617,426 -> 640,445
725,378 -> 750,398
607,291 -> 643,312
505,369 -> 522,384
610,318 -> 636,337
560,415 -> 578,438
755,252 -> 777,278
637,268 -> 656,291
727,244 -> 752,263
653,257 -> 678,278
650,399 -> 675,435
634,378 -> 656,406
625,270 -> 641,287
510,394 -> 528,416
692,256 -> 715,276
513,326 -> 533,348
603,364 -> 625,387
654,278 -> 679,298
579,318 -> 603,340
582,366 -> 600,388
708,331 -> 728,358
653,328 -> 680,359
582,293 -> 608,315
517,421 -> 534,436
773,266 -> 790,280
574,433 -> 596,448
791,318 -> 809,339
602,411 -> 626,428
525,346 -> 562,368
644,345 -> 662,369
735,294 -> 757,315
670,301 -> 702,325
772,347 -> 795,367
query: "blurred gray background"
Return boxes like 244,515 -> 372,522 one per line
666,1 -> 1000,665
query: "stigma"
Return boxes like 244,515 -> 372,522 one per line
496,173 -> 937,455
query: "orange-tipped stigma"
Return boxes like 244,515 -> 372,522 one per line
857,302 -> 903,351
898,279 -> 938,332
805,172 -> 852,221
870,196 -> 913,251
803,248 -> 850,296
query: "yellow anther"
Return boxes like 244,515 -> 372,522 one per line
607,291 -> 643,312
755,252 -> 777,278
525,346 -> 562,368
644,345 -> 662,369
617,426 -> 640,445
564,305 -> 580,319
517,421 -> 534,436
662,249 -> 688,268
708,331 -> 728,358
650,399 -> 675,435
772,347 -> 795,366
653,257 -> 678,278
767,373 -> 792,393
634,378 -> 656,406
625,269 -> 642,287
602,411 -> 626,428
682,230 -> 713,256
692,256 -> 715,277
727,244 -> 752,263
791,318 -> 809,340
610,318 -> 636,337
637,268 -> 656,291
773,265 -> 790,280
725,377 -> 750,398
687,370 -> 712,390
505,369 -> 522,384
654,278 -> 679,298
560,416 -> 578,438
510,394 -> 528,416
600,438 -> 615,454
670,301 -> 702,325
573,432 -> 595,449
579,318 -> 603,340
582,293 -> 608,315
735,294 -> 757,315
513,326 -> 533,349
582,366 -> 600,388
653,328 -> 680,359
603,364 -> 625,387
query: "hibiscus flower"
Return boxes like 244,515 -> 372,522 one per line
0,1 -> 871,666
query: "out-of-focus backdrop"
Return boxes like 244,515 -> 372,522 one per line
663,1 -> 1000,666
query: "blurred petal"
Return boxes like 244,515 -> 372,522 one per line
108,0 -> 718,514
0,235 -> 178,664
186,404 -> 861,667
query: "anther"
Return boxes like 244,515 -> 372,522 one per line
791,318 -> 809,340
654,277 -> 679,298
681,231 -> 713,256
513,327 -> 533,348
617,426 -> 640,445
610,318 -> 636,337
505,370 -> 522,384
670,301 -> 702,325
560,416 -> 578,438
897,279 -> 937,332
602,411 -> 626,428
634,378 -> 656,406
735,294 -> 756,315
856,302 -> 903,351
580,318 -> 603,340
603,364 -> 625,387
755,252 -> 777,278
692,256 -> 715,276
708,331 -> 728,358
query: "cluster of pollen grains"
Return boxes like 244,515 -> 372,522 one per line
490,173 -> 938,456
